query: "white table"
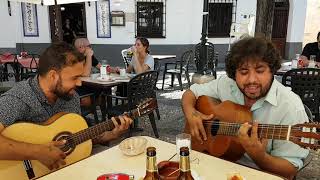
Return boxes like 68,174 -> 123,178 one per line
38,136 -> 284,180
80,73 -> 132,120
152,55 -> 176,60
81,73 -> 131,86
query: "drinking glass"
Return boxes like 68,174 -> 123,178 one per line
309,55 -> 316,68
176,133 -> 191,160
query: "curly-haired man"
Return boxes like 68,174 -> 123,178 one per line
182,37 -> 309,179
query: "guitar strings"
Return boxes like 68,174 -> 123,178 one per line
201,121 -> 310,131
62,109 -> 137,145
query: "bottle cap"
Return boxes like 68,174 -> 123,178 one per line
179,147 -> 189,156
146,147 -> 156,156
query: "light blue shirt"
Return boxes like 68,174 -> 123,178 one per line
130,54 -> 154,71
190,75 -> 309,169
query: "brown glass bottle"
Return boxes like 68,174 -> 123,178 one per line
143,147 -> 160,180
177,147 -> 194,180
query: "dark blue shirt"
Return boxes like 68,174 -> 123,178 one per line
0,76 -> 80,127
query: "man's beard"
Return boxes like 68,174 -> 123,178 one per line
53,78 -> 74,101
238,81 -> 272,101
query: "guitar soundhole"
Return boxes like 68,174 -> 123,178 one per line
210,119 -> 220,136
53,132 -> 75,155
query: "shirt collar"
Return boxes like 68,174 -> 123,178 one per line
263,78 -> 278,106
30,75 -> 50,104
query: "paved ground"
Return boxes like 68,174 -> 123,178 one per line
93,74 -> 320,180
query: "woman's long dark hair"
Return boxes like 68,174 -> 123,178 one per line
225,37 -> 281,80
136,37 -> 150,54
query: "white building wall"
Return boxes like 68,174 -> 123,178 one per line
0,0 -> 308,48
286,0 -> 308,43
0,1 -> 19,48
303,0 -> 320,46
0,1 -> 51,48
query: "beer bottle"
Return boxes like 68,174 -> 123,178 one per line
177,147 -> 194,180
143,147 -> 160,180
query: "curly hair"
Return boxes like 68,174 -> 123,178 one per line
225,37 -> 281,80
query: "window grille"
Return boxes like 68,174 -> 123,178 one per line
208,0 -> 237,37
135,0 -> 166,38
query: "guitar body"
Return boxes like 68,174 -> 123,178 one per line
0,113 -> 92,180
185,96 -> 253,161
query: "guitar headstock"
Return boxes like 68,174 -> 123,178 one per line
290,123 -> 320,150
130,98 -> 157,118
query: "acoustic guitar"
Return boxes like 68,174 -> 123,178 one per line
185,96 -> 320,161
0,98 -> 156,180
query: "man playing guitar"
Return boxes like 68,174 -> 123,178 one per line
0,43 -> 132,171
182,37 -> 309,180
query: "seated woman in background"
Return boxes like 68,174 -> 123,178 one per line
116,37 -> 154,97
74,38 -> 102,76
126,37 -> 154,74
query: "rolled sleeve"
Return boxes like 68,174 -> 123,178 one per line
270,140 -> 309,169
270,104 -> 309,169
145,55 -> 154,71
0,95 -> 28,127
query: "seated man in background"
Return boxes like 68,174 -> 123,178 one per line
301,31 -> 320,66
74,38 -> 102,106
182,37 -> 309,180
0,42 -> 132,170
74,37 -> 102,76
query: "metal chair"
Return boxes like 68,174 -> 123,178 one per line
304,104 -> 314,122
194,42 -> 217,77
161,50 -> 193,91
282,68 -> 320,121
79,92 -> 99,126
106,71 -> 160,138
20,53 -> 39,80
121,49 -> 132,68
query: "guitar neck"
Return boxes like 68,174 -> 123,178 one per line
214,122 -> 291,140
70,109 -> 140,145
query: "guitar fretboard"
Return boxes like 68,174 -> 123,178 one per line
69,109 -> 139,145
208,121 -> 291,140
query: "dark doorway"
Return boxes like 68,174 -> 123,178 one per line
49,3 -> 87,44
271,0 -> 289,58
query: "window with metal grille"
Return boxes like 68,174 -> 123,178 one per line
208,0 -> 237,38
135,0 -> 166,38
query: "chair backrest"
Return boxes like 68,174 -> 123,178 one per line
127,71 -> 158,108
194,42 -> 216,76
179,50 -> 194,72
304,104 -> 314,122
282,68 -> 320,120
121,49 -> 132,68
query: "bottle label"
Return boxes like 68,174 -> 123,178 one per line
180,156 -> 191,172
146,156 -> 158,172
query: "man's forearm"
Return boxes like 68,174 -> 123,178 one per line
93,131 -> 117,144
83,56 -> 93,76
181,90 -> 197,118
251,152 -> 297,179
0,135 -> 40,160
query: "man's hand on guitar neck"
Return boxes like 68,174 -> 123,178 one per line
96,115 -> 133,143
238,122 -> 268,160
36,140 -> 66,170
